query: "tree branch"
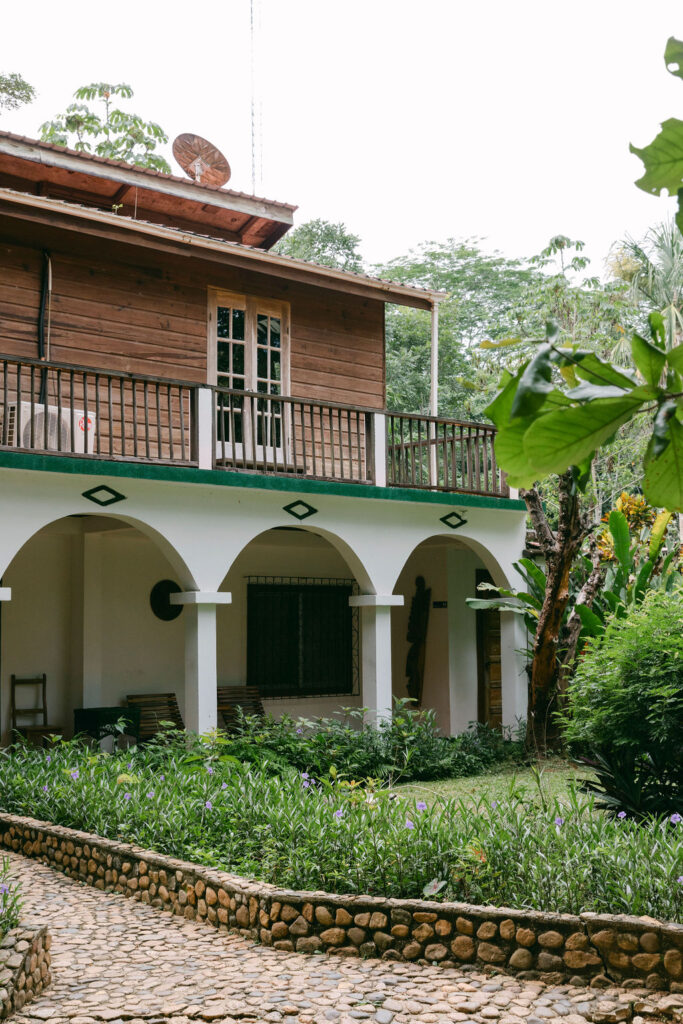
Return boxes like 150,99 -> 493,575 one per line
520,486 -> 556,555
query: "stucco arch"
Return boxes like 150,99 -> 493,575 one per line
387,529 -> 514,597
216,523 -> 377,593
0,511 -> 198,590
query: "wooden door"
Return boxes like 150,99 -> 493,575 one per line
476,569 -> 502,729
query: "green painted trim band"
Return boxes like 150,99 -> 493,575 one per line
0,452 -> 526,511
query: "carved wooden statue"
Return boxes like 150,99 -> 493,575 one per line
405,575 -> 431,705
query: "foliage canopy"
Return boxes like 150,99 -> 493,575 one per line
39,82 -> 170,173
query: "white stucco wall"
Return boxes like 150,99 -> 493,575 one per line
0,461 -> 528,739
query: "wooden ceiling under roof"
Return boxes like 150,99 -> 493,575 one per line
0,131 -> 296,250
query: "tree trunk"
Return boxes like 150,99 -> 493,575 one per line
520,471 -> 592,754
557,537 -> 605,699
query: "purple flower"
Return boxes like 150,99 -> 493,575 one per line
303,780 -> 310,789
70,770 -> 79,781
405,819 -> 415,830
334,809 -> 344,819
160,775 -> 165,782
671,813 -> 682,825
205,800 -> 213,810
301,772 -> 310,780
127,761 -> 133,769
42,785 -> 48,793
146,791 -> 154,799
678,877 -> 683,884
491,800 -> 498,809
296,728 -> 303,735
123,792 -> 132,801
416,801 -> 427,812
554,816 -> 565,827
206,766 -> 214,775
617,811 -> 627,819
221,782 -> 228,790
0,884 -> 9,896
46,756 -> 51,764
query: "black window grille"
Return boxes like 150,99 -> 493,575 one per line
246,577 -> 358,698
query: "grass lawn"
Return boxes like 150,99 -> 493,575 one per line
394,759 -> 590,807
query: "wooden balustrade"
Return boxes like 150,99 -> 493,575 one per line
0,357 -> 509,498
386,411 -> 508,496
0,357 -> 195,464
214,387 -> 374,484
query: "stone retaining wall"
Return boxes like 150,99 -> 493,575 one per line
0,921 -> 51,1018
2,813 -> 683,993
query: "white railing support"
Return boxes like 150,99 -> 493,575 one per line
196,387 -> 214,470
372,412 -> 387,487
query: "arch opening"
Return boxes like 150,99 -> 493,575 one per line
216,526 -> 370,722
0,513 -> 194,745
390,534 -> 524,737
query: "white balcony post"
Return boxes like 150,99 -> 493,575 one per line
373,412 -> 387,487
196,387 -> 214,470
349,594 -> 404,724
0,588 -> 11,601
170,591 -> 232,734
429,301 -> 439,487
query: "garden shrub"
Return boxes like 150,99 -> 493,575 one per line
0,856 -> 21,935
225,699 -> 523,782
564,589 -> 683,816
1,736 -> 683,920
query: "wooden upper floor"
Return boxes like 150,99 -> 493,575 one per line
0,134 -> 508,499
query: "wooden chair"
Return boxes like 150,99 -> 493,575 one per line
217,685 -> 265,732
11,674 -> 62,745
125,693 -> 184,742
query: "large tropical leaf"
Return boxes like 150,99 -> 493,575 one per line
665,36 -> 683,79
649,509 -> 673,558
643,417 -> 683,510
631,333 -> 666,386
575,604 -> 605,637
609,509 -> 632,574
521,394 -> 649,477
631,118 -> 683,197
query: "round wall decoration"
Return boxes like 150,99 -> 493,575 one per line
150,580 -> 183,621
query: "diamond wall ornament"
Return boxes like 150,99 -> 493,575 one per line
82,485 -> 127,507
440,510 -> 468,530
283,500 -> 318,521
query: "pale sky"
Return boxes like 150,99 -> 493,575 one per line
2,0 -> 682,273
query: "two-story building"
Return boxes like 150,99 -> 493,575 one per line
0,130 -> 527,744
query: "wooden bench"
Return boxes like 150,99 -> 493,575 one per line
217,685 -> 265,732
125,693 -> 184,741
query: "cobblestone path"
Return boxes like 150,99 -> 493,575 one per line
6,852 -> 682,1024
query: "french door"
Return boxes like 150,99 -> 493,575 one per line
211,291 -> 290,465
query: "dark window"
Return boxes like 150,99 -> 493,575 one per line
247,582 -> 354,698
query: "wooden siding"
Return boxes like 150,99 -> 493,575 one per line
0,234 -> 386,408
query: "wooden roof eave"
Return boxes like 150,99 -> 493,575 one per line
0,188 -> 446,311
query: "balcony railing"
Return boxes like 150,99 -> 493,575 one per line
0,356 -> 509,498
387,411 -> 506,496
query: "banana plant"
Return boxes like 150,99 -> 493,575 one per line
575,506 -> 681,639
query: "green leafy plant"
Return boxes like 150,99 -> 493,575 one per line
2,737 -> 683,918
39,82 -> 170,173
0,856 -> 21,934
563,589 -> 683,816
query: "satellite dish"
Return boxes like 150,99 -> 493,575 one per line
172,133 -> 231,187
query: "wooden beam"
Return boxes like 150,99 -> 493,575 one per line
111,183 -> 132,204
0,192 -> 443,310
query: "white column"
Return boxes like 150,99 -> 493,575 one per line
82,533 -> 103,708
350,594 -> 404,724
196,387 -> 214,471
170,591 -> 232,734
0,589 -> 10,601
373,412 -> 387,487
